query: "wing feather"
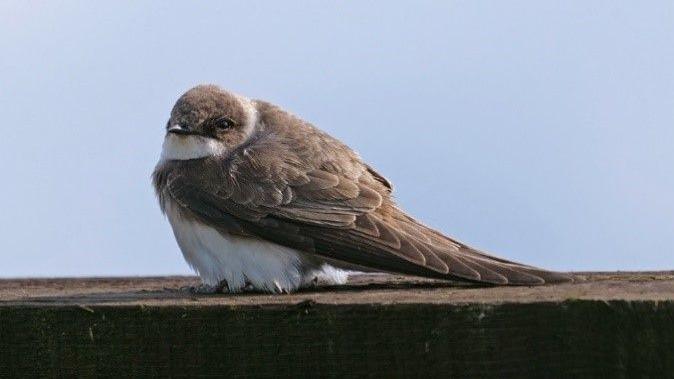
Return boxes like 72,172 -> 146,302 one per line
158,130 -> 573,285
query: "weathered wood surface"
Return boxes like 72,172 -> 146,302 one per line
1,272 -> 673,378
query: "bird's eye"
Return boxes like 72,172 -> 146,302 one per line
213,116 -> 235,130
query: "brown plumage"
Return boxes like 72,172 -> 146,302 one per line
153,85 -> 574,292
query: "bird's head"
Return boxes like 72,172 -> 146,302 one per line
160,85 -> 258,161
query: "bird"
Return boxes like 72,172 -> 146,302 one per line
153,85 -> 574,294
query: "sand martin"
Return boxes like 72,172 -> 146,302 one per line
153,85 -> 573,293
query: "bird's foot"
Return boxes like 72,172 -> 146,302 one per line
239,281 -> 289,294
182,281 -> 294,294
273,281 -> 291,294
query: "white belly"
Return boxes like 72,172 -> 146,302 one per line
163,199 -> 348,293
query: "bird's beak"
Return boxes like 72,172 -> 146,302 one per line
167,124 -> 193,135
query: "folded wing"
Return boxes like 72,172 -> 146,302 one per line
162,152 -> 573,286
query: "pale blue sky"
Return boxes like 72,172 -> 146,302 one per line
1,1 -> 672,277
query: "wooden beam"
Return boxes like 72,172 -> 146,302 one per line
1,272 -> 673,377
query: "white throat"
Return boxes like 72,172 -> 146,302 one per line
160,134 -> 226,161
